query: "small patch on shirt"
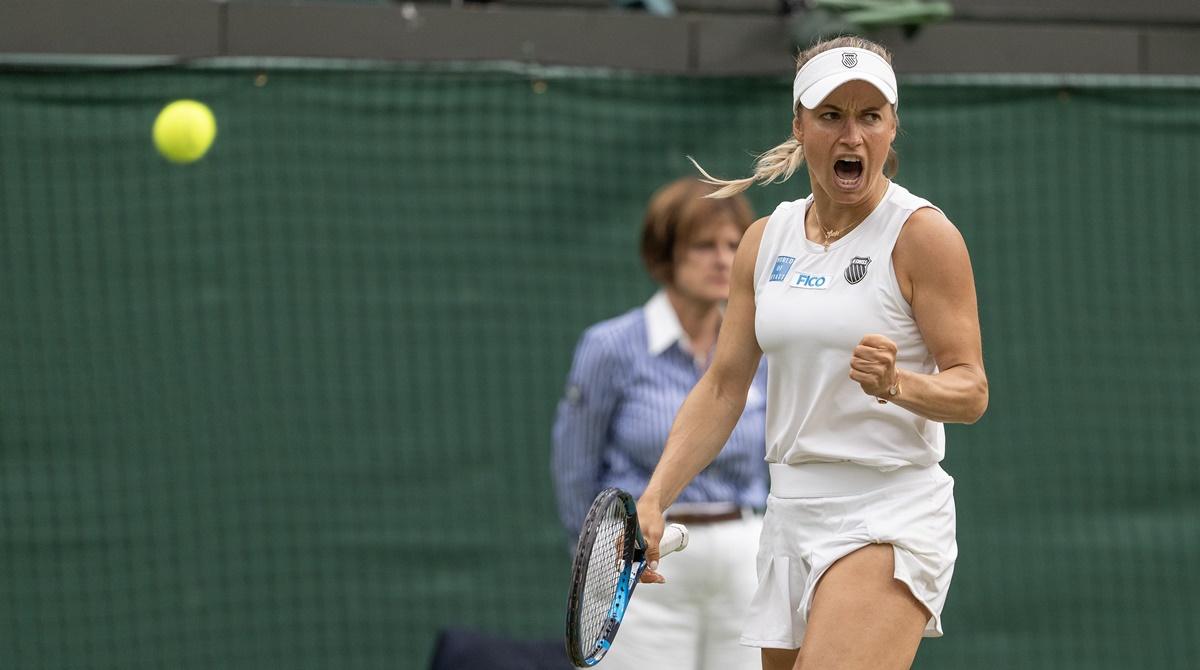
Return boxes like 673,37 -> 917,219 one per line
789,272 -> 831,290
565,384 -> 583,405
844,256 -> 871,284
769,256 -> 796,282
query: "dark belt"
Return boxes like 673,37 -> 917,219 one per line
665,509 -> 743,525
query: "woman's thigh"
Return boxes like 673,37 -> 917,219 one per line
796,543 -> 928,670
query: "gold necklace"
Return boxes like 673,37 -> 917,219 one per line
821,225 -> 846,251
812,210 -> 850,252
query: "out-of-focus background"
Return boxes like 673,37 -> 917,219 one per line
1,1 -> 1198,668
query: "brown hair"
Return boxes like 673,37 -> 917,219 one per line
639,178 -> 754,285
692,35 -> 899,198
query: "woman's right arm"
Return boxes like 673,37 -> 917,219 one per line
637,215 -> 767,581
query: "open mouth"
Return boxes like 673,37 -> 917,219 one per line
834,158 -> 864,187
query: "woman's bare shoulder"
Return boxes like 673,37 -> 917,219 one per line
896,207 -> 969,265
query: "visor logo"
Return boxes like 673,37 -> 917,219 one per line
842,52 -> 858,68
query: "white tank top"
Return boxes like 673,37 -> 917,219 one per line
753,181 -> 945,468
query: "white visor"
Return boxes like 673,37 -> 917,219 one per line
792,47 -> 898,110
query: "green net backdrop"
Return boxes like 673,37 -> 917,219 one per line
0,62 -> 1197,669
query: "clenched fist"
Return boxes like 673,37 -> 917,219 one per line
850,334 -> 900,400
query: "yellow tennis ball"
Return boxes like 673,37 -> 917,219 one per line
153,100 -> 217,164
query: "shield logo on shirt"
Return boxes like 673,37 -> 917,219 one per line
844,256 -> 871,284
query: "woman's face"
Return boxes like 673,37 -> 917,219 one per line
793,80 -> 897,207
671,219 -> 742,304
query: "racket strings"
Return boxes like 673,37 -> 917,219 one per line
578,500 -> 629,655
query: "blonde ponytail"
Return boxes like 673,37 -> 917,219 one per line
688,137 -> 805,199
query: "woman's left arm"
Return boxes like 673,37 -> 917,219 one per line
849,207 -> 989,424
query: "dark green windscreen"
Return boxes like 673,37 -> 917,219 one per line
1,63 -> 1197,668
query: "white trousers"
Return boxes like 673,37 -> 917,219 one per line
600,514 -> 763,670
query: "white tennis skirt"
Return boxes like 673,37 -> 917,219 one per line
739,461 -> 957,649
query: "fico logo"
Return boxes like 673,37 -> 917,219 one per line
790,272 -> 830,290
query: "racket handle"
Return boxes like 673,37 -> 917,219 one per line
658,523 -> 689,557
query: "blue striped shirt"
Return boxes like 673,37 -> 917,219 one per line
552,292 -> 769,535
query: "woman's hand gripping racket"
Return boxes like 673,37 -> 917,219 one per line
564,488 -> 688,667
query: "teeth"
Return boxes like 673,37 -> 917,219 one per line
838,157 -> 862,163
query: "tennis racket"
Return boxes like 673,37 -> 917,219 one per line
564,487 -> 689,667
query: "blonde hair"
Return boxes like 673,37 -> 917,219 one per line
693,36 -> 898,198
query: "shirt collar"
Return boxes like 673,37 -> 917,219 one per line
644,290 -> 691,356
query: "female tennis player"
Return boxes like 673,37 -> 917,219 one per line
635,36 -> 989,670
553,177 -> 767,670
